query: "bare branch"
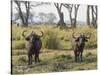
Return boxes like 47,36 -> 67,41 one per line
59,3 -> 63,11
31,2 -> 50,7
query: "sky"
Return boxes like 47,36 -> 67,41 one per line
12,1 -> 89,23
32,3 -> 87,22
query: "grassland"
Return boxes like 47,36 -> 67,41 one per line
11,25 -> 97,74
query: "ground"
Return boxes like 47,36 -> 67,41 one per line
12,48 -> 97,74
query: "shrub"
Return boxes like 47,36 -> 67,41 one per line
45,36 -> 61,49
43,28 -> 62,49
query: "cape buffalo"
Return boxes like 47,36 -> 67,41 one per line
72,32 -> 91,62
22,30 -> 43,65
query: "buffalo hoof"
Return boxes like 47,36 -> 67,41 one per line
27,64 -> 33,68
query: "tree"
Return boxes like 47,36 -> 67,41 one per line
63,4 -> 80,28
73,4 -> 80,28
46,13 -> 57,24
13,11 -> 35,25
14,1 -> 30,26
87,5 -> 91,27
91,5 -> 98,28
13,13 -> 20,22
38,12 -> 47,24
86,5 -> 97,28
54,3 -> 66,28
14,1 -> 49,26
38,12 -> 57,24
11,0 -> 13,25
29,12 -> 35,24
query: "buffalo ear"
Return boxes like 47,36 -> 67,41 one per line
85,38 -> 88,42
25,36 -> 30,41
75,37 -> 79,42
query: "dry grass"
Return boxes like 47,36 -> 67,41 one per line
12,25 -> 97,49
11,25 -> 97,74
12,48 -> 97,74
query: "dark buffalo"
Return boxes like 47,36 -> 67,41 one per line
72,32 -> 91,62
22,30 -> 43,65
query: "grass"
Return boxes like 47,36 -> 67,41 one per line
11,25 -> 97,74
11,25 -> 97,50
12,40 -> 25,49
11,49 -> 97,74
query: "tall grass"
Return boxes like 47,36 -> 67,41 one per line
12,40 -> 25,49
11,25 -> 97,50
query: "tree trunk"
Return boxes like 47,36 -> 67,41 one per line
95,6 -> 97,28
73,11 -> 77,28
15,1 -> 30,27
91,6 -> 94,26
25,2 -> 30,26
73,5 -> 79,28
54,3 -> 66,28
63,4 -> 79,28
15,1 -> 25,26
91,5 -> 97,28
87,5 -> 91,27
69,10 -> 73,28
11,0 -> 13,25
57,12 -> 66,28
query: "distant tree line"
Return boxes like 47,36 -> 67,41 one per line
11,0 -> 98,28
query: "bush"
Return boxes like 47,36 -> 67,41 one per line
45,35 -> 61,49
42,27 -> 62,49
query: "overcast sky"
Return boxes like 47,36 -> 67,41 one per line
12,1 -> 90,23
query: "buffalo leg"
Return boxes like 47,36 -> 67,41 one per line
80,52 -> 83,62
76,54 -> 79,62
28,55 -> 32,65
37,53 -> 40,62
77,51 -> 80,62
34,52 -> 40,63
37,51 -> 40,62
74,50 -> 77,62
28,52 -> 32,65
34,53 -> 38,63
